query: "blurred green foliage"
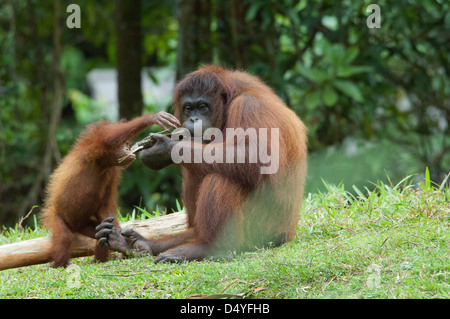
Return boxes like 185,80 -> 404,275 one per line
0,0 -> 449,225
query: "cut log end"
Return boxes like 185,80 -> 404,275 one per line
0,211 -> 187,271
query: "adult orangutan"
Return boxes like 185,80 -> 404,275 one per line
95,65 -> 308,263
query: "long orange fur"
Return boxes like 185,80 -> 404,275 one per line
41,114 -> 169,267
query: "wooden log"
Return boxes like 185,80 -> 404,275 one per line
0,211 -> 187,271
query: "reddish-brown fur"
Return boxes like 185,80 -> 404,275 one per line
151,65 -> 308,261
41,113 -> 176,267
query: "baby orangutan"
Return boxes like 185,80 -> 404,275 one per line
41,112 -> 180,268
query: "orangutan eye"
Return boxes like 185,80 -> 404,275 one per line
198,103 -> 210,114
184,104 -> 193,115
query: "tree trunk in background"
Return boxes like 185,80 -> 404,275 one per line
176,0 -> 212,81
215,1 -> 280,88
215,0 -> 233,68
219,0 -> 248,69
18,0 -> 64,221
115,0 -> 143,119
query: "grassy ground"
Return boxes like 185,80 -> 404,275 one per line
0,176 -> 448,299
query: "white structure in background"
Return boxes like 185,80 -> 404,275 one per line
86,68 -> 175,121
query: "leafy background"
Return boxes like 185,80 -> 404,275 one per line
0,0 -> 449,226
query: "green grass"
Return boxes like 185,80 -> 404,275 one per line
0,175 -> 448,299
